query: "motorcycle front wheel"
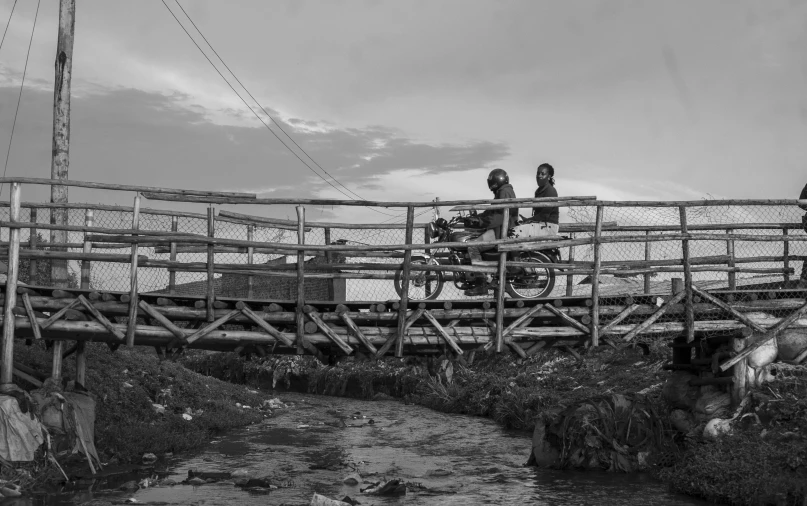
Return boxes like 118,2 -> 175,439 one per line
393,258 -> 445,300
505,251 -> 556,299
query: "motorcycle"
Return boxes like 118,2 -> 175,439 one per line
393,211 -> 562,300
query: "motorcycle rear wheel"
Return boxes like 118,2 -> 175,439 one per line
505,251 -> 556,299
394,258 -> 444,300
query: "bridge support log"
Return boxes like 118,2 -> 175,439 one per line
396,206 -> 415,358
1,183 -> 22,388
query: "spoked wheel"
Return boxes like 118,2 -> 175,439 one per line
505,251 -> 556,299
394,257 -> 445,300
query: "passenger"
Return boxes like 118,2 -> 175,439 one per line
799,182 -> 807,286
464,168 -> 518,296
531,162 -> 560,236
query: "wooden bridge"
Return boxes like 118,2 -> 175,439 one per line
2,177 -> 807,406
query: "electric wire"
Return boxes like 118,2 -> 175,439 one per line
162,0 -> 402,219
0,0 -> 18,53
1,0 -> 40,197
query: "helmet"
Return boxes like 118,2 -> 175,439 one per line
487,168 -> 509,192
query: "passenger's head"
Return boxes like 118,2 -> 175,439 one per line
487,168 -> 509,192
536,163 -> 555,187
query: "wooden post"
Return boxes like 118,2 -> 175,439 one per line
324,227 -> 333,301
730,337 -> 747,407
168,216 -> 178,295
783,228 -> 790,285
49,0 -> 75,379
206,206 -> 215,322
296,206 -> 305,355
726,228 -> 736,290
670,278 -> 689,366
424,226 -> 432,299
495,208 -> 510,353
1,183 -> 22,387
28,208 -> 38,283
76,208 -> 92,385
565,232 -> 575,297
246,224 -> 254,299
125,195 -> 140,348
590,205 -> 604,347
679,206 -> 694,342
643,230 -> 652,293
396,206 -> 415,358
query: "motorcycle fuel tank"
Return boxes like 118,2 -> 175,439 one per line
450,231 -> 481,242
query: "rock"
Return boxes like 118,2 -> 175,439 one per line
747,365 -> 775,388
342,472 -> 362,485
160,479 -> 177,487
661,372 -> 700,409
237,477 -> 275,488
119,480 -> 139,491
777,329 -> 807,361
426,469 -> 452,477
529,418 -> 560,467
141,453 -> 158,465
704,418 -> 733,439
233,477 -> 250,487
188,469 -> 231,481
361,479 -> 406,496
669,409 -> 694,433
151,403 -> 165,414
182,413 -> 193,421
310,493 -> 351,506
0,484 -> 22,497
694,391 -> 731,420
187,477 -> 206,486
372,392 -> 394,401
747,334 -> 778,369
231,468 -> 251,479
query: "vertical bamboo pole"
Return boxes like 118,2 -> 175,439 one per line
643,230 -> 652,293
296,206 -> 305,355
168,216 -> 178,295
590,205 -> 604,347
324,227 -> 333,301
726,228 -> 736,290
783,229 -> 790,285
670,278 -> 689,366
1,183 -> 22,386
76,209 -> 92,385
125,195 -> 141,348
206,206 -> 215,322
424,226 -> 432,299
396,206 -> 415,358
28,208 -> 37,283
495,208 -> 510,353
730,337 -> 747,407
565,232 -> 575,297
246,224 -> 254,299
679,206 -> 694,343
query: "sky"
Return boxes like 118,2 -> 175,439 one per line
0,0 -> 806,223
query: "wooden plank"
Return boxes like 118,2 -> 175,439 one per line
238,304 -> 294,347
306,311 -> 353,355
544,304 -> 590,334
185,309 -> 241,345
495,208 -> 509,353
21,293 -> 42,341
599,304 -> 641,335
590,205 -> 603,346
339,311 -> 377,354
690,286 -> 766,333
138,300 -> 187,343
720,300 -> 807,372
376,307 -> 424,358
396,206 -> 415,358
77,295 -> 126,341
39,298 -> 80,329
125,195 -> 141,347
501,303 -> 545,339
622,290 -> 686,342
422,310 -> 464,355
680,206 -> 694,342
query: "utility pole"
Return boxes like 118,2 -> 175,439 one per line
50,0 -> 75,379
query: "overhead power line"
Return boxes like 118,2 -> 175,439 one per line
162,0 -> 403,219
2,0 -> 41,197
0,0 -> 19,53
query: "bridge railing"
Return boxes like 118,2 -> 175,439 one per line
1,177 -> 806,389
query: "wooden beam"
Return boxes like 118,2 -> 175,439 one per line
422,310 -> 463,355
77,295 -> 125,341
621,290 -> 686,342
21,293 -> 42,341
339,311 -> 377,354
396,206 -> 415,358
306,311 -> 353,355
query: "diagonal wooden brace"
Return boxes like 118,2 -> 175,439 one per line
720,299 -> 807,372
422,310 -> 464,356
77,295 -> 126,342
623,291 -> 686,342
543,304 -> 590,335
600,304 -> 641,335
138,300 -> 187,346
306,311 -> 353,355
186,309 -> 241,345
21,293 -> 42,340
691,285 -> 766,333
376,307 -> 425,358
339,311 -> 377,354
40,299 -> 81,330
501,303 -> 545,340
238,304 -> 294,347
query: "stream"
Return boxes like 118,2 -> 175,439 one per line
13,392 -> 709,506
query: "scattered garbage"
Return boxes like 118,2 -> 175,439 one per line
182,413 -> 193,421
361,478 -> 406,496
310,493 -> 351,506
142,453 -> 157,465
342,472 -> 361,485
151,403 -> 165,414
263,398 -> 287,409
0,483 -> 22,498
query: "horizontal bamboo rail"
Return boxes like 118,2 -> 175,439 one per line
0,201 -> 209,220
451,199 -> 807,211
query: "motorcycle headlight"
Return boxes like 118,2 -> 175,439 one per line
426,222 -> 439,238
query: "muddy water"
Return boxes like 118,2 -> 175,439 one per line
19,392 -> 708,506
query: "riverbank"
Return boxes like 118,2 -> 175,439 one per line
182,345 -> 807,506
2,342 -> 271,491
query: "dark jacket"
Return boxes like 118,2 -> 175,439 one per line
481,183 -> 518,238
800,183 -> 807,211
532,183 -> 559,224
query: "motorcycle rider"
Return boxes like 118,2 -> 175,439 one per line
464,168 -> 519,296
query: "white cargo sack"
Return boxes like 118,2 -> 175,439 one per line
0,396 -> 44,462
